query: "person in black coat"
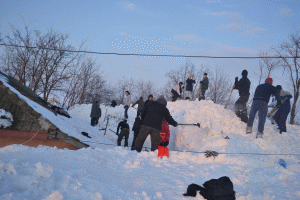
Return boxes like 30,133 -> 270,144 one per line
186,75 -> 196,100
234,70 -> 251,123
116,119 -> 130,147
111,100 -> 117,107
133,95 -> 178,152
144,95 -> 153,107
131,116 -> 142,150
132,97 -> 144,117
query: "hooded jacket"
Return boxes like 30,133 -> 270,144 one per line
141,95 -> 177,130
278,89 -> 293,112
234,74 -> 251,96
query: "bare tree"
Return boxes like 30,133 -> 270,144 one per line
274,34 -> 300,124
255,51 -> 280,84
206,69 -> 234,105
1,25 -> 80,101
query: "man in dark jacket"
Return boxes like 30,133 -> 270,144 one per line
90,101 -> 101,126
246,78 -> 281,138
132,97 -> 144,117
116,119 -> 130,147
199,73 -> 209,101
111,100 -> 117,107
186,75 -> 196,100
144,95 -> 153,107
133,95 -> 178,152
131,116 -> 142,150
234,70 -> 251,123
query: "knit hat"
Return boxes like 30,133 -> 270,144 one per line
179,82 -> 183,85
265,78 -> 273,85
241,70 -> 248,76
204,73 -> 207,75
148,94 -> 153,98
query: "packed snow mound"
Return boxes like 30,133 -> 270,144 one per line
167,100 -> 245,151
0,109 -> 13,128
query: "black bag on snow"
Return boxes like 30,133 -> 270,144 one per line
183,176 -> 236,200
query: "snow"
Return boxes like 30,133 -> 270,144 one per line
1,72 -> 300,199
0,109 -> 13,128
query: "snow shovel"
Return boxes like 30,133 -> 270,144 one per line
158,133 -> 169,158
224,83 -> 235,109
178,123 -> 200,128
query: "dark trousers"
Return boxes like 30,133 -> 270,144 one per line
124,105 -> 129,118
131,130 -> 140,150
117,129 -> 129,147
199,89 -> 206,101
91,117 -> 99,126
171,89 -> 180,102
235,95 -> 249,123
159,141 -> 169,147
247,100 -> 268,133
274,109 -> 290,132
133,125 -> 161,152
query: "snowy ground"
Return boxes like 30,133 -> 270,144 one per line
0,109 -> 13,129
1,98 -> 300,199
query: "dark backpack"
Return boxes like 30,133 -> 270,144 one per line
183,176 -> 235,200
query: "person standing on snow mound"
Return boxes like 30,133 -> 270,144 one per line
116,119 -> 130,147
186,75 -> 196,100
124,91 -> 131,119
246,78 -> 281,139
132,96 -> 144,117
144,95 -> 153,107
234,70 -> 251,123
199,73 -> 209,101
171,82 -> 184,102
273,85 -> 293,134
133,95 -> 178,152
90,101 -> 101,126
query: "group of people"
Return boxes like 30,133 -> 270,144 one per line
171,73 -> 209,101
116,95 -> 177,152
234,70 -> 293,138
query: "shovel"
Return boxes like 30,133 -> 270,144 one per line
178,123 -> 200,128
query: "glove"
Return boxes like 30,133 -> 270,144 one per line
200,81 -> 203,84
281,100 -> 285,104
174,122 -> 178,127
235,77 -> 238,81
182,86 -> 185,89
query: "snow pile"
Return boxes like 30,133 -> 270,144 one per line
0,109 -> 13,128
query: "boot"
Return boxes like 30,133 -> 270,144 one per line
256,132 -> 263,139
246,126 -> 252,134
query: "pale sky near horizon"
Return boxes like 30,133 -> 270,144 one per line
1,0 -> 300,90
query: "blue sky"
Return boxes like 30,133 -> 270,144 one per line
1,0 -> 300,87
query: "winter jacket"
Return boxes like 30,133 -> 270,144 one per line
144,99 -> 153,107
132,117 -> 142,132
186,78 -> 196,92
160,120 -> 170,142
277,89 -> 293,112
141,96 -> 178,131
132,98 -> 145,110
234,75 -> 250,96
125,95 -> 131,106
117,120 -> 130,135
173,84 -> 183,94
90,102 -> 101,118
253,83 -> 280,103
201,77 -> 209,89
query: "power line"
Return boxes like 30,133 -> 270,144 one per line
0,43 -> 299,59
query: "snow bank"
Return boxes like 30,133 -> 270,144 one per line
0,109 -> 13,128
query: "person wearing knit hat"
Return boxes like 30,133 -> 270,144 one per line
132,95 -> 178,152
273,85 -> 293,134
234,70 -> 251,123
199,73 -> 209,101
246,77 -> 281,138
